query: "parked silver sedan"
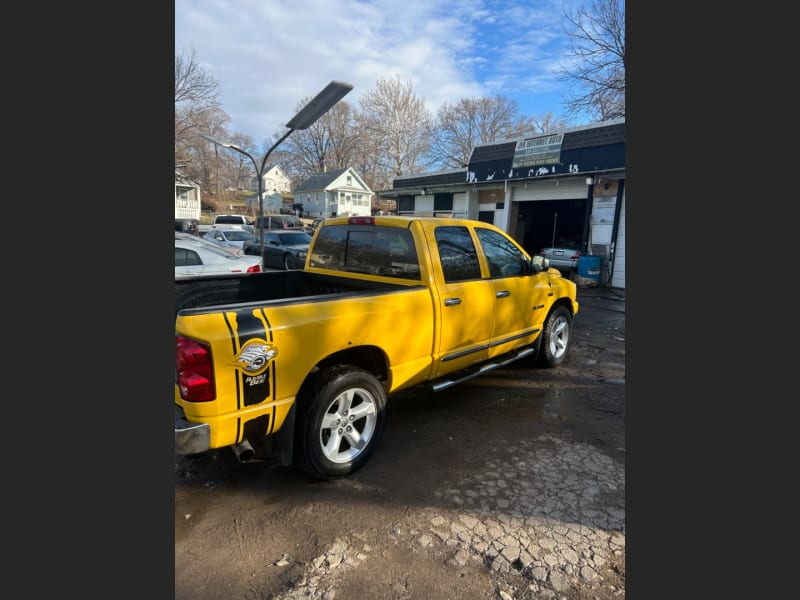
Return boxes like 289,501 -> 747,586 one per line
539,245 -> 582,273
202,227 -> 257,251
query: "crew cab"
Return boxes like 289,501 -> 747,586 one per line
175,215 -> 579,480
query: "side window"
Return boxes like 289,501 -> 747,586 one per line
434,226 -> 481,282
475,228 -> 529,277
175,247 -> 201,266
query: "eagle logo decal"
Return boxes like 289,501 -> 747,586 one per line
232,339 -> 278,375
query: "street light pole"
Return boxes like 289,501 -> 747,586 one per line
201,80 -> 353,259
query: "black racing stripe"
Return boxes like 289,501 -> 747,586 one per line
222,312 -> 242,411
269,361 -> 277,433
223,313 -> 238,355
235,309 -> 271,407
258,307 -> 278,434
258,308 -> 274,342
243,414 -> 270,439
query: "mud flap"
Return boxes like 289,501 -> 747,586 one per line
274,403 -> 296,466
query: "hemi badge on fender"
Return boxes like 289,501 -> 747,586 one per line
231,339 -> 278,375
533,304 -> 545,310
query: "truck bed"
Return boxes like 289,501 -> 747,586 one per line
175,270 -> 420,315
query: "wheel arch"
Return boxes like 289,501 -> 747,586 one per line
532,298 -> 576,362
294,345 -> 389,416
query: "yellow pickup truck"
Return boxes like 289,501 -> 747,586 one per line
175,215 -> 579,480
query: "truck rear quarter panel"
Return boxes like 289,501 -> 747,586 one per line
175,286 -> 436,449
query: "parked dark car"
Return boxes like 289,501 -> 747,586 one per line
244,230 -> 313,270
253,214 -> 305,231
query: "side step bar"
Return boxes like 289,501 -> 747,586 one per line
429,346 -> 536,393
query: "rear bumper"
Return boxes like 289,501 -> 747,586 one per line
175,406 -> 211,455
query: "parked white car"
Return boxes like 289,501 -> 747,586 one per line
212,214 -> 254,233
175,233 -> 262,278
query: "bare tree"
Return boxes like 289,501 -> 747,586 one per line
175,48 -> 228,180
430,96 -> 546,169
279,100 -> 360,184
349,112 -> 395,193
524,111 -> 570,135
358,75 -> 434,178
559,0 -> 625,121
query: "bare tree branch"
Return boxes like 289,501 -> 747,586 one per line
429,97 -> 562,169
559,0 -> 625,121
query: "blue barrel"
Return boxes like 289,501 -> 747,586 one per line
577,255 -> 601,284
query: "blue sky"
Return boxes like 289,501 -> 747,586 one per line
175,0 -> 589,144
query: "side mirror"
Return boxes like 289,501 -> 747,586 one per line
531,255 -> 550,273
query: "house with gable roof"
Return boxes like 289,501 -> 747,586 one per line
250,164 -> 292,194
293,167 -> 373,218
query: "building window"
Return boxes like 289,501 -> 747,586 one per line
434,193 -> 453,211
397,195 -> 415,213
478,210 -> 494,224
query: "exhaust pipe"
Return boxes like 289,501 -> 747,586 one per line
232,439 -> 255,462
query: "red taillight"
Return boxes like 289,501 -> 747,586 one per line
571,251 -> 582,259
348,216 -> 375,225
246,264 -> 262,273
176,335 -> 215,402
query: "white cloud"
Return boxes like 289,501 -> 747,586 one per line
175,0 -> 587,143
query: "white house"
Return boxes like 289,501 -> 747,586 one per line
293,167 -> 373,218
251,165 -> 292,194
245,192 -> 284,214
175,171 -> 201,220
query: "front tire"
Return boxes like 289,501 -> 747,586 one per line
297,366 -> 387,480
284,254 -> 296,270
537,305 -> 573,367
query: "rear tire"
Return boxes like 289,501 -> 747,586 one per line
537,305 -> 572,367
297,366 -> 387,480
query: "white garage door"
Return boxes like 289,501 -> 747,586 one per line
610,191 -> 625,289
512,179 -> 588,201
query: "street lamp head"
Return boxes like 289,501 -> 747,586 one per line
201,80 -> 353,262
200,133 -> 245,153
285,80 -> 353,130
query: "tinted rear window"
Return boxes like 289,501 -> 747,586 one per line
309,225 -> 420,280
215,216 -> 247,224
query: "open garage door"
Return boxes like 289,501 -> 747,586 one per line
511,179 -> 590,257
515,198 -> 588,258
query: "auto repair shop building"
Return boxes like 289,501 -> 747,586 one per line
376,118 -> 625,289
